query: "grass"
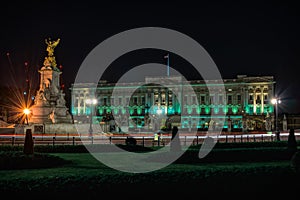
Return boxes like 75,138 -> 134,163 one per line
0,152 -> 298,197
0,143 -> 299,197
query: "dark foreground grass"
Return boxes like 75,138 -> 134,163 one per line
0,151 -> 299,198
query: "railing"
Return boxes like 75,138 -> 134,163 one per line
1,132 -> 299,147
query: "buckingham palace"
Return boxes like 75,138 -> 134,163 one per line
70,75 -> 276,133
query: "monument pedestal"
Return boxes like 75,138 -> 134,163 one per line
30,105 -> 72,124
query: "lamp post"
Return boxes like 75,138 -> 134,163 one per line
271,98 -> 281,141
86,98 -> 97,138
23,108 -> 30,125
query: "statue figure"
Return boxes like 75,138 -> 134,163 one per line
45,38 -> 60,57
49,109 -> 56,123
49,79 -> 59,94
56,92 -> 66,106
43,38 -> 60,70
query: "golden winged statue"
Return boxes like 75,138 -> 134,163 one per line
45,38 -> 60,57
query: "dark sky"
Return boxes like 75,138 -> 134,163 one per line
1,0 -> 300,113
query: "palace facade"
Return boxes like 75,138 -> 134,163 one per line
70,75 -> 275,133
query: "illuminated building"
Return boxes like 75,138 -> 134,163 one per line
70,75 -> 275,132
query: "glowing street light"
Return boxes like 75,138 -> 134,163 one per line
85,98 -> 97,138
23,108 -> 30,125
271,97 -> 281,141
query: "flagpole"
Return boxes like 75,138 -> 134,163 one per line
167,54 -> 170,76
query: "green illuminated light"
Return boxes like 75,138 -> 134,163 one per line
129,108 -> 134,115
245,105 -> 250,114
232,106 -> 238,114
114,108 -> 119,115
137,108 -> 142,115
196,107 -> 201,114
205,106 -> 210,114
223,106 -> 228,114
214,107 -> 219,114
168,107 -> 174,115
187,106 -> 192,114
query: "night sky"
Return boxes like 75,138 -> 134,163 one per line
1,0 -> 300,113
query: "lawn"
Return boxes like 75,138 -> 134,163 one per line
0,151 -> 299,198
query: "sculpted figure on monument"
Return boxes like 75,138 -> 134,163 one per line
49,109 -> 56,123
49,79 -> 59,95
45,38 -> 60,57
43,38 -> 60,70
56,92 -> 66,106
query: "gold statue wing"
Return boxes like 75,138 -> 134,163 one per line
51,38 -> 60,48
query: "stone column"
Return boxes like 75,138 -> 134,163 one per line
151,92 -> 154,106
83,92 -> 86,114
261,86 -> 264,114
253,89 -> 257,114
158,89 -> 161,106
77,97 -> 80,115
71,92 -> 75,115
245,87 -> 248,106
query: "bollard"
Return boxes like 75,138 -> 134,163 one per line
73,137 -> 75,145
275,131 -> 281,141
53,137 -> 56,146
12,137 -> 15,146
23,129 -> 34,155
158,136 -> 160,146
225,135 -> 228,143
91,136 -> 94,144
233,135 -> 236,143
142,136 -> 145,147
197,135 -> 199,145
261,135 -> 264,142
240,135 -> 243,143
271,135 -> 273,142
247,135 -> 249,142
253,135 -> 256,142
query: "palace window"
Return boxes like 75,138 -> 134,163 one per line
219,95 -> 223,104
133,97 -> 138,105
168,94 -> 173,106
141,96 -> 145,105
264,94 -> 268,104
249,94 -> 253,104
256,95 -> 261,104
192,96 -> 197,104
237,94 -> 241,103
200,95 -> 205,104
227,95 -> 232,104
184,96 -> 188,104
210,95 -> 214,104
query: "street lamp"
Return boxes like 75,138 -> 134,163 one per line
271,98 -> 281,141
86,98 -> 97,138
23,108 -> 30,125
